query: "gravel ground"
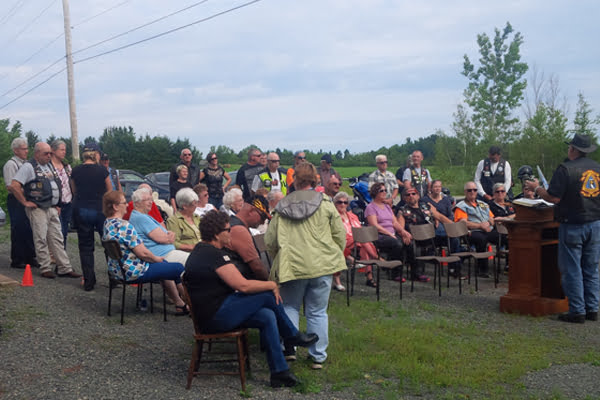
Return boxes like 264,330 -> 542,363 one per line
1,233 -> 600,400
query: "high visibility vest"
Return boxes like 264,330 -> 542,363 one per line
259,170 -> 287,195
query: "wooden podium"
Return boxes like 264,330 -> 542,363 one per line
499,205 -> 569,316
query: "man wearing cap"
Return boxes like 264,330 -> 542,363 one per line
316,154 -> 341,188
99,153 -> 122,191
474,146 -> 512,202
169,148 -> 200,188
525,134 -> 600,323
223,195 -> 271,281
236,148 -> 264,201
251,152 -> 288,195
10,142 -> 81,279
369,154 -> 398,206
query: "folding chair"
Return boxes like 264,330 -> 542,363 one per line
103,240 -> 167,325
346,226 -> 403,305
442,221 -> 495,291
252,233 -> 271,270
494,223 -> 510,287
182,284 -> 250,391
409,223 -> 461,296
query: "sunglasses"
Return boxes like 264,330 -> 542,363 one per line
377,161 -> 388,164
297,156 -> 306,160
43,152 -> 52,156
182,153 -> 192,156
406,192 -> 418,196
210,157 -> 217,161
378,189 -> 387,193
495,190 -> 506,193
331,182 -> 341,186
220,227 -> 231,233
335,200 -> 348,205
466,188 -> 478,192
269,159 -> 280,162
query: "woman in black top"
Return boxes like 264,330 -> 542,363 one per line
199,152 -> 231,209
170,164 -> 193,211
183,211 -> 317,388
70,143 -> 111,291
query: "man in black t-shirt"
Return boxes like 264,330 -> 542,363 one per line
236,148 -> 264,201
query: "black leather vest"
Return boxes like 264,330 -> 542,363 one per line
480,158 -> 506,196
24,159 -> 62,208
555,157 -> 600,224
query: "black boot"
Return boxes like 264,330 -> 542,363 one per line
270,370 -> 300,388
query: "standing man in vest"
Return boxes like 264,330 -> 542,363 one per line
403,150 -> 432,198
525,134 -> 600,323
100,153 -> 122,191
251,152 -> 288,196
236,148 -> 264,201
10,142 -> 81,279
3,137 -> 37,269
474,146 -> 512,202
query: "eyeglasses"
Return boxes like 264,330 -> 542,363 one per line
466,188 -> 478,192
331,182 -> 341,186
43,152 -> 52,156
118,201 -> 127,205
378,189 -> 387,193
210,157 -> 217,161
220,227 -> 231,233
182,153 -> 192,156
335,200 -> 348,205
495,190 -> 506,193
296,156 -> 306,160
269,159 -> 280,163
406,192 -> 418,196
377,161 -> 388,164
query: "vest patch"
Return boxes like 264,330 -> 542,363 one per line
580,170 -> 600,198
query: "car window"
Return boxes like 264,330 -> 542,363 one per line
156,173 -> 169,185
120,172 -> 145,182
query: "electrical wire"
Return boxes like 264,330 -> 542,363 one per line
74,0 -> 262,65
0,56 -> 64,98
0,0 -> 28,26
0,66 -> 66,110
72,0 -> 132,28
72,0 -> 210,57
0,0 -> 58,50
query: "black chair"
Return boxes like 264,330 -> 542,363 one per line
253,233 -> 272,271
182,284 -> 250,391
442,221 -> 495,292
409,223 -> 461,296
346,226 -> 404,305
102,240 -> 167,325
494,223 -> 510,287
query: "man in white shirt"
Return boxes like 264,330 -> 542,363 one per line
474,146 -> 512,202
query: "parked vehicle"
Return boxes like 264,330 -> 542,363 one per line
117,169 -> 170,202
145,172 -> 170,191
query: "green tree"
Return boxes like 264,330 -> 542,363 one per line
451,103 -> 478,166
462,22 -> 528,144
572,92 -> 599,140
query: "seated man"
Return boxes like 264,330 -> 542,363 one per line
453,181 -> 500,278
396,187 -> 455,281
223,195 -> 272,281
128,188 -> 189,265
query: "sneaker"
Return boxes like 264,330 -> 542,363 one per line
283,346 -> 296,361
333,283 -> 346,292
417,275 -> 430,283
311,362 -> 323,370
393,275 -> 406,283
270,370 -> 300,388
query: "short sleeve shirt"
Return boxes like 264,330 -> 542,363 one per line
364,202 -> 395,234
129,210 -> 175,256
368,170 -> 399,199
102,217 -> 149,281
184,243 -> 236,331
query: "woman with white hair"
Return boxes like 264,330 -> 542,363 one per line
166,188 -> 202,252
220,187 -> 244,216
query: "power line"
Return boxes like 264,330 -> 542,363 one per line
0,56 -> 64,98
0,0 -> 58,51
0,66 -> 66,110
72,0 -> 211,57
72,0 -> 132,28
74,0 -> 262,65
0,0 -> 29,26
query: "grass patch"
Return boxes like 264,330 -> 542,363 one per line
287,294 -> 597,399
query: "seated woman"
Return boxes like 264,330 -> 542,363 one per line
333,191 -> 378,288
165,188 -> 201,252
192,183 -> 216,217
364,182 -> 412,267
183,210 -> 318,388
489,183 -> 516,222
102,190 -> 188,315
220,187 -> 244,216
129,188 -> 190,265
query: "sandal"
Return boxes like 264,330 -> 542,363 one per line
366,279 -> 377,288
175,304 -> 189,316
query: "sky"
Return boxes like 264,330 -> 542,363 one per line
0,0 -> 599,156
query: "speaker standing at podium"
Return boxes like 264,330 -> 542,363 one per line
526,134 -> 600,323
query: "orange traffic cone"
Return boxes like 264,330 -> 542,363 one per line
441,249 -> 448,266
21,264 -> 34,287
488,245 -> 494,260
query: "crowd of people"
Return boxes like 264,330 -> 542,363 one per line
3,135 -> 600,388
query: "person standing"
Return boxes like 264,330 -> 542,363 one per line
474,146 -> 512,202
286,151 -> 306,194
199,152 -> 231,209
3,137 -> 37,269
236,148 -> 264,201
99,153 -> 122,191
368,154 -> 398,206
50,140 -> 73,248
403,150 -> 432,198
251,152 -> 288,196
266,162 -> 346,369
10,142 -> 81,279
71,143 -> 111,291
316,154 -> 341,188
525,134 -> 600,323
169,148 -> 200,188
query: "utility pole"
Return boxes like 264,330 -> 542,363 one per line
61,0 -> 79,160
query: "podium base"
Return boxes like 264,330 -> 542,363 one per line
500,294 -> 569,317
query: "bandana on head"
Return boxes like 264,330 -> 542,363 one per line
251,196 -> 271,220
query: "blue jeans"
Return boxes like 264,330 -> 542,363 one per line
208,196 -> 223,210
205,292 -> 298,374
74,207 -> 105,288
59,202 -> 72,249
137,262 -> 184,284
279,275 -> 332,363
558,221 -> 600,315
